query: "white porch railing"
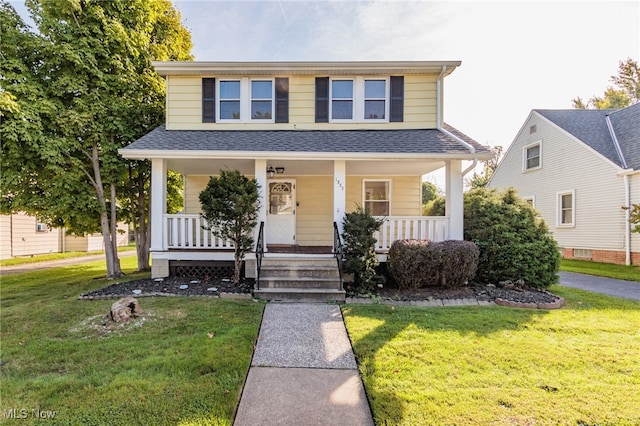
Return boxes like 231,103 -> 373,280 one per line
163,214 -> 446,251
374,216 -> 448,251
164,214 -> 234,250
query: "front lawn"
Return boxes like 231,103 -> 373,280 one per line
560,258 -> 640,281
344,286 -> 640,425
0,257 -> 264,425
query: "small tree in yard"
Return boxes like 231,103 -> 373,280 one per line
199,170 -> 260,283
342,205 -> 385,293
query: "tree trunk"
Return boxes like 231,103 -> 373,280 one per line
110,182 -> 122,275
91,141 -> 122,278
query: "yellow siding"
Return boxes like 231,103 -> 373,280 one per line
346,176 -> 421,216
295,176 -> 333,245
165,74 -> 438,130
184,175 -> 213,214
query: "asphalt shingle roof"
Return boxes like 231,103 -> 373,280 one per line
122,124 -> 491,157
536,104 -> 639,170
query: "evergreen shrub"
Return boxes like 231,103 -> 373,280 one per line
464,187 -> 560,288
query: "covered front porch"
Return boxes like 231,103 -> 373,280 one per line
148,156 -> 466,278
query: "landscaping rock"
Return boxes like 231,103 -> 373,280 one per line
110,297 -> 143,323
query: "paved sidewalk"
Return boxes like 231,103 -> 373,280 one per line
234,303 -> 374,426
0,252 -> 137,276
559,272 -> 640,301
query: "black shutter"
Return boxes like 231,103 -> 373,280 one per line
202,78 -> 215,122
390,76 -> 404,122
275,77 -> 289,123
315,77 -> 329,123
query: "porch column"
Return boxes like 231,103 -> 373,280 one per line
254,159 -> 268,251
445,160 -> 464,240
334,160 -> 347,234
150,158 -> 167,252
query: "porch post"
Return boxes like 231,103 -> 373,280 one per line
334,160 -> 347,233
254,159 -> 268,251
445,160 -> 464,240
150,158 -> 167,252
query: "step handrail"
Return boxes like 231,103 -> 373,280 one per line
333,222 -> 344,291
255,221 -> 264,290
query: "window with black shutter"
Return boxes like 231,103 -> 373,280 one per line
202,78 -> 215,122
389,76 -> 404,122
275,77 -> 289,123
315,77 -> 329,123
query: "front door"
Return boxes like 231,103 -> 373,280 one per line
266,179 -> 296,245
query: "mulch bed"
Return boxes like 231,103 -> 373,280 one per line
80,276 -> 563,308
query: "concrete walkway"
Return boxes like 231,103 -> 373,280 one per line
234,303 -> 374,426
559,272 -> 640,301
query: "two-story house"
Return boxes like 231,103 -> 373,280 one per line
120,60 -> 491,301
489,103 -> 640,266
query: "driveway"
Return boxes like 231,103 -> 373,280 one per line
0,252 -> 136,276
559,272 -> 640,301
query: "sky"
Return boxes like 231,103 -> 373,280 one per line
10,0 -> 640,185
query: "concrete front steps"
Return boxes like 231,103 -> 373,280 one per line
254,256 -> 345,303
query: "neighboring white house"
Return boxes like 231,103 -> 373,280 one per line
0,213 -> 129,260
119,60 -> 492,300
489,103 -> 640,266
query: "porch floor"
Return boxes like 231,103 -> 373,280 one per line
266,245 -> 333,254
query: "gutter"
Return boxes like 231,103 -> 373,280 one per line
437,125 -> 477,176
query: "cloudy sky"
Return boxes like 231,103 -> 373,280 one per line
10,0 -> 640,182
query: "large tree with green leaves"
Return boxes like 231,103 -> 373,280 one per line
0,0 -> 192,276
572,58 -> 639,109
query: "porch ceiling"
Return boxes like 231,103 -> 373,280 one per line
166,158 -> 446,176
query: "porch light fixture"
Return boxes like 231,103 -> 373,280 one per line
267,166 -> 285,178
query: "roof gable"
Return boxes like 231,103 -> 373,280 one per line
608,103 -> 640,170
535,109 -> 623,167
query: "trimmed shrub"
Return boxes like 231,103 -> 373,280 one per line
464,187 -> 560,288
388,239 -> 479,289
342,205 -> 385,293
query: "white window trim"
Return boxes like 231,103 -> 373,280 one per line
556,190 -> 576,228
217,77 -> 275,123
522,195 -> 536,208
330,77 -> 390,123
362,179 -> 392,216
522,140 -> 542,172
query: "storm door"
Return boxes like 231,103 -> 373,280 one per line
266,179 -> 296,245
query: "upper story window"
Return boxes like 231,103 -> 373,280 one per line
219,80 -> 241,120
317,76 -> 402,123
202,77 -> 288,123
523,141 -> 542,171
363,179 -> 390,216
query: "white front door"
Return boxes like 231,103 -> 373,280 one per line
266,179 -> 296,245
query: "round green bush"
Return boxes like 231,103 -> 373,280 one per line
464,187 -> 560,288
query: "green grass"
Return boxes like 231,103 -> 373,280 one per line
0,257 -> 264,425
343,287 -> 640,425
560,258 -> 640,281
0,245 -> 137,267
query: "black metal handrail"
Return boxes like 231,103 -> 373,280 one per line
255,221 -> 264,290
333,222 -> 344,291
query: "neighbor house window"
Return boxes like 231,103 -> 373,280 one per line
364,180 -> 390,216
522,196 -> 535,208
523,141 -> 542,171
557,190 -> 575,227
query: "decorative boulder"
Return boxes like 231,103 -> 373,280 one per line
110,297 -> 143,323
